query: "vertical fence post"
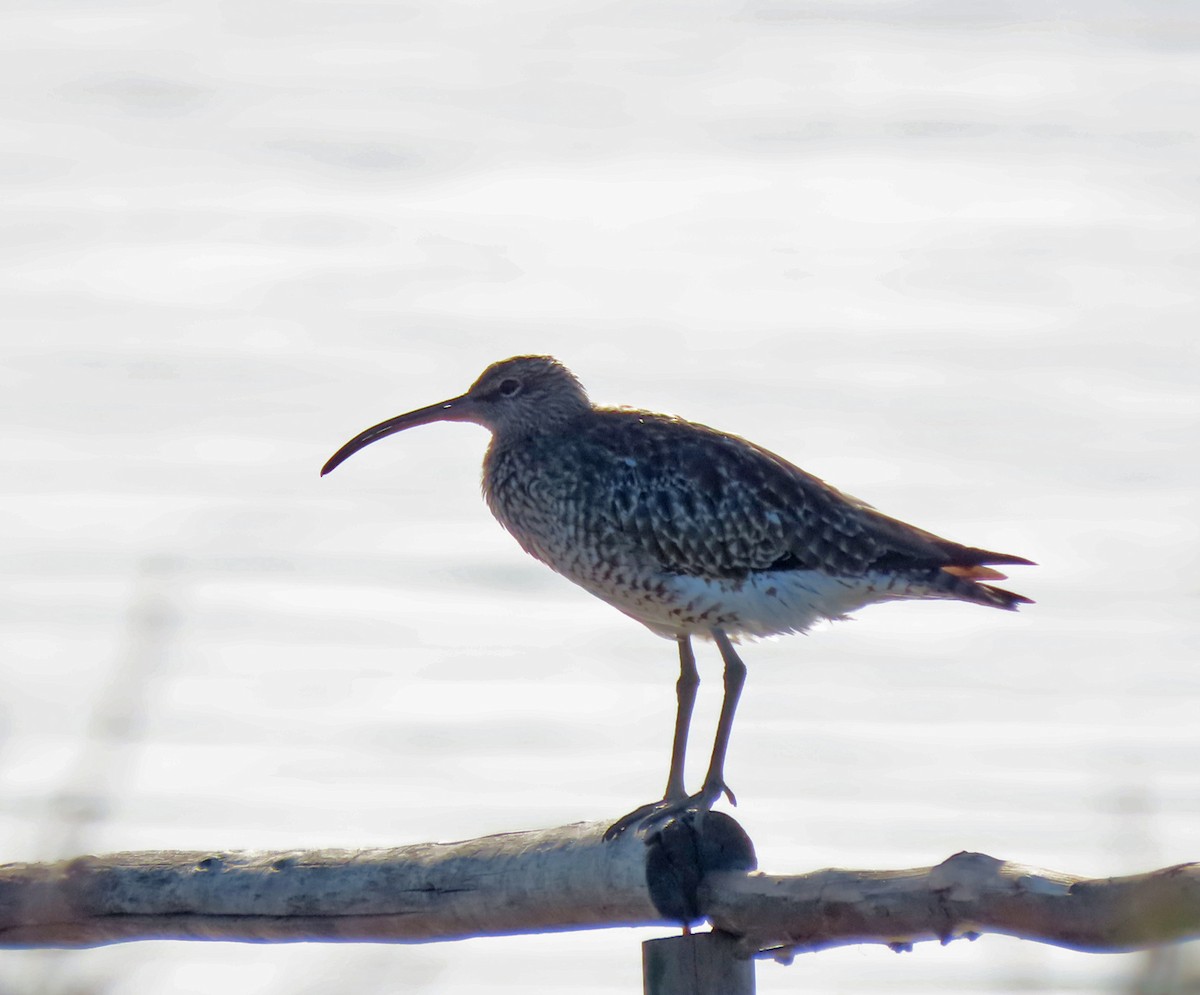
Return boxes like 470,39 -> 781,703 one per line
643,932 -> 755,995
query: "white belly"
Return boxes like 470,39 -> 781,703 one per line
574,567 -> 922,640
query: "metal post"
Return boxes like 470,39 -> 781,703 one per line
643,932 -> 755,995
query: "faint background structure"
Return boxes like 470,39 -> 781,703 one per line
2,0 -> 1198,992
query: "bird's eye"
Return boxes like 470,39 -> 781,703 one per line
497,378 -> 522,397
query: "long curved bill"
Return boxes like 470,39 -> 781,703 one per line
321,394 -> 471,476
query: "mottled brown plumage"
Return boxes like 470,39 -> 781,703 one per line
322,355 -> 1034,835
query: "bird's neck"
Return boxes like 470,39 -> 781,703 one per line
488,403 -> 591,446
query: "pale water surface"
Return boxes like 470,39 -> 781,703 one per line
1,1 -> 1198,992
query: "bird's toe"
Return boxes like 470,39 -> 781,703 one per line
603,781 -> 735,841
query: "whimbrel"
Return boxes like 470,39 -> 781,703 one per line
322,356 -> 1033,836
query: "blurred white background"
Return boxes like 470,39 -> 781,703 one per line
2,0 -> 1198,992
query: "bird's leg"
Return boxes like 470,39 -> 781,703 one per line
662,635 -> 699,803
604,631 -> 745,840
603,636 -> 699,840
697,628 -> 746,808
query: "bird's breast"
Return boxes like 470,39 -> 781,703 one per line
482,440 -> 588,569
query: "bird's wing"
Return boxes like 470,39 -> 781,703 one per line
567,411 -> 1022,581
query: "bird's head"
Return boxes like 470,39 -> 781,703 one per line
321,355 -> 591,476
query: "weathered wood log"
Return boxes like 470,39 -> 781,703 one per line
0,816 -> 1196,961
704,852 -> 1200,959
0,815 -> 755,947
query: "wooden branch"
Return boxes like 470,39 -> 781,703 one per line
0,816 -> 755,947
1,816 -> 1196,961
703,851 -> 1200,960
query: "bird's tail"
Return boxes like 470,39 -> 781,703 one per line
937,547 -> 1035,610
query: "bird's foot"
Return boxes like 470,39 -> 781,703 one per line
603,779 -> 736,841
